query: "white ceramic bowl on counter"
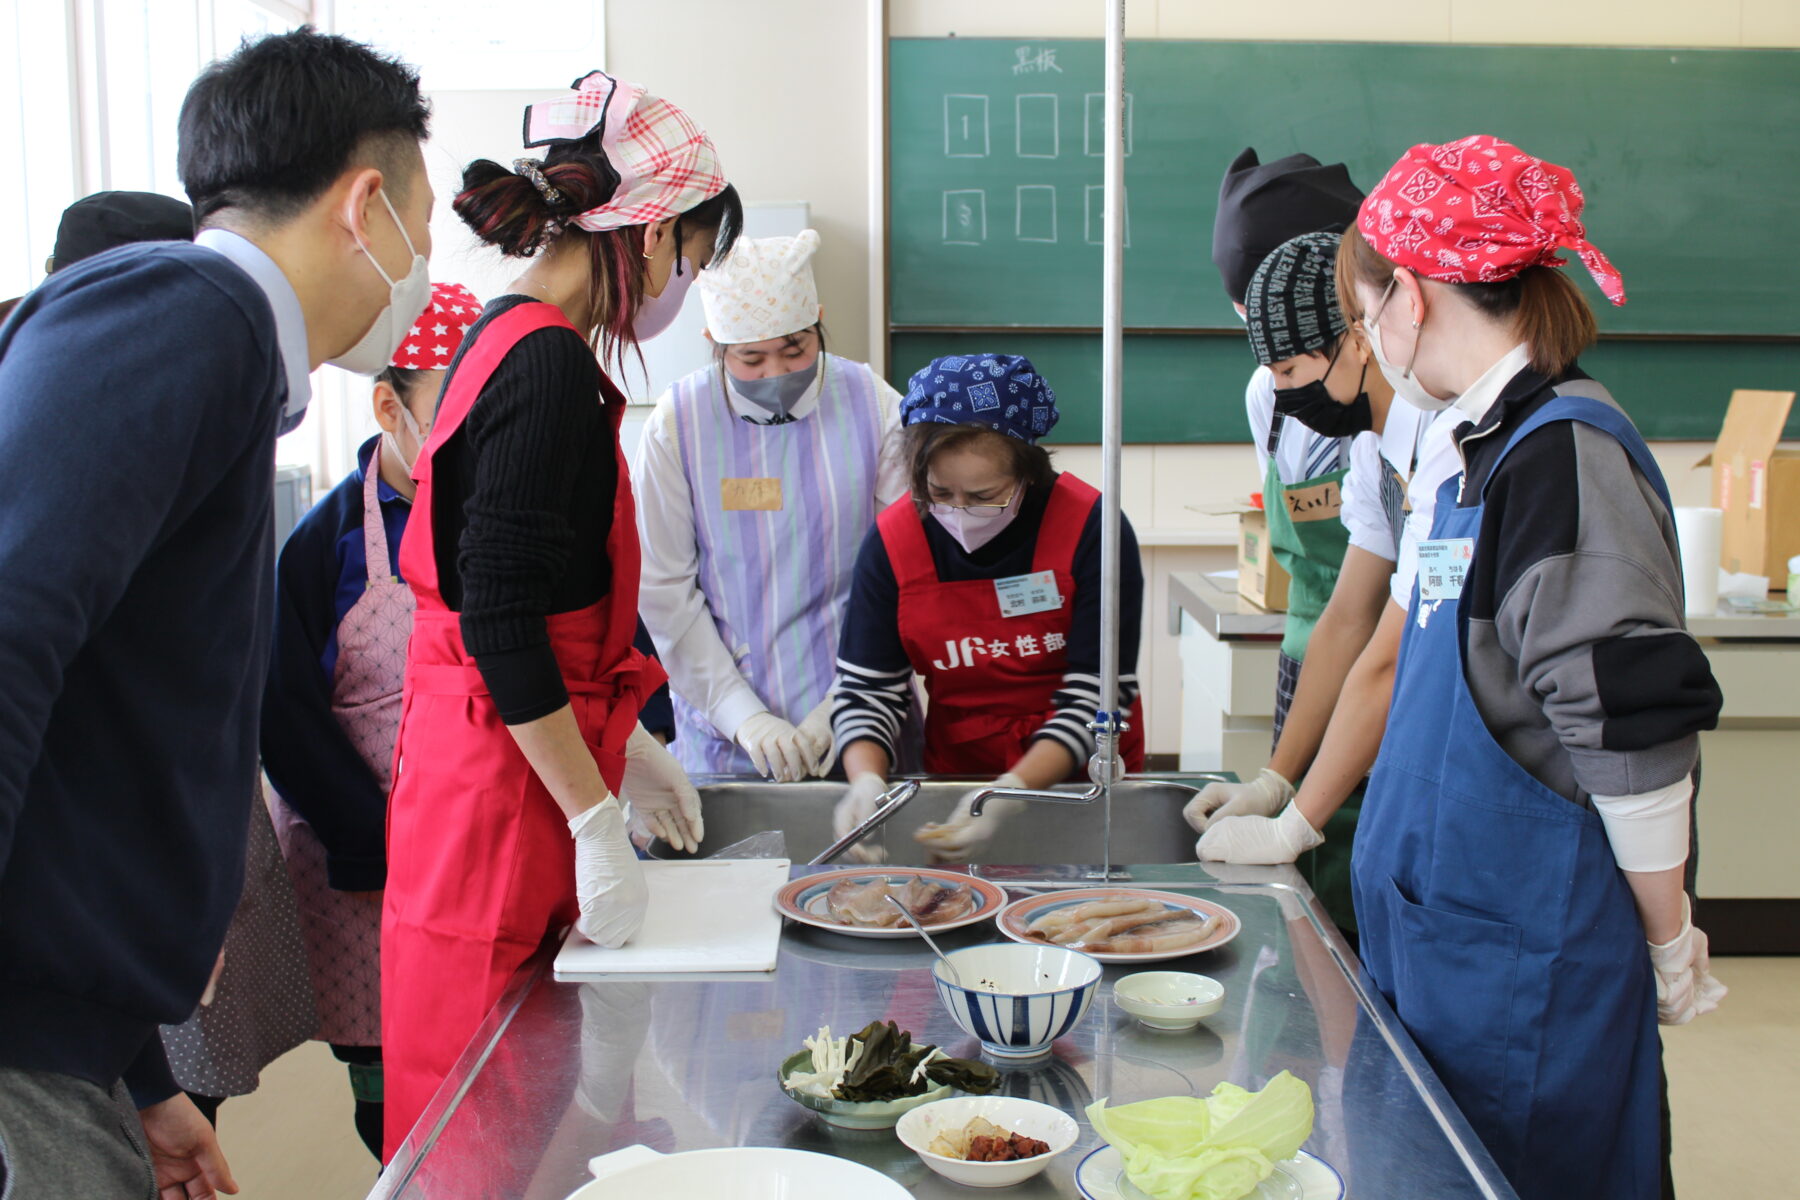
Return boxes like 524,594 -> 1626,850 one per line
932,943 -> 1103,1060
1112,971 -> 1225,1031
896,1095 -> 1080,1188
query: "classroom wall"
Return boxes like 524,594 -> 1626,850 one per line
424,3 -> 1794,758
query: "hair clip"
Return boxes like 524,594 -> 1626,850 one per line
513,158 -> 565,209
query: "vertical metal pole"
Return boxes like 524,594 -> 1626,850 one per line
1094,0 -> 1127,880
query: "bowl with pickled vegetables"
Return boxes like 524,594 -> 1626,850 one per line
778,1020 -> 998,1129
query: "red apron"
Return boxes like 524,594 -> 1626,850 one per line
878,472 -> 1145,777
380,302 -> 664,1160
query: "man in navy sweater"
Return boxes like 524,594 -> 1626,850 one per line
0,29 -> 431,1198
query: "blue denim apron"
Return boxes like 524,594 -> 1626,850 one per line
1352,393 -> 1666,1199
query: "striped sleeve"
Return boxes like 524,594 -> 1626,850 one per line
1027,507 -> 1146,761
832,525 -> 912,761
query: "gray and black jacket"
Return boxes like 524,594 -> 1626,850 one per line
1454,366 -> 1723,806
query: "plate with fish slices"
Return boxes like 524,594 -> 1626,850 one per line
776,868 -> 1009,939
996,889 -> 1240,964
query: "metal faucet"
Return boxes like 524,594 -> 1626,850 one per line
809,780 -> 922,865
972,3 -> 1131,884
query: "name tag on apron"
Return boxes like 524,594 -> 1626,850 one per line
1283,478 -> 1343,523
721,478 -> 782,511
994,570 -> 1062,617
1417,538 -> 1474,602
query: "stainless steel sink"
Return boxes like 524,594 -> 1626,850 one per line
647,774 -> 1223,866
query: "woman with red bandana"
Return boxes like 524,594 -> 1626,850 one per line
1325,136 -> 1725,1199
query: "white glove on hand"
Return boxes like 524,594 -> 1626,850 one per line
794,697 -> 838,778
1648,895 -> 1728,1026
1182,768 -> 1295,833
736,710 -> 812,783
833,772 -> 893,864
1196,801 -> 1324,865
915,773 -> 1027,864
621,722 -> 704,851
569,798 -> 648,948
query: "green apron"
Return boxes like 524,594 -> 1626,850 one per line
1263,455 -> 1359,936
1262,455 -> 1350,661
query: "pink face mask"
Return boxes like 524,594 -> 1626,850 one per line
930,484 -> 1025,554
633,256 -> 693,341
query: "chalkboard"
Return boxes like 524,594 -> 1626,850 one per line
886,38 -> 1800,440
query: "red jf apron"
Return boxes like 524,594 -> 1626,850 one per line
878,472 -> 1145,777
380,301 -> 664,1160
268,443 -> 413,1048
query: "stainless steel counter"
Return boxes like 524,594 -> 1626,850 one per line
370,864 -> 1516,1200
1169,568 -> 1800,641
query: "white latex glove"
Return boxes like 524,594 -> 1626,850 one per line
1648,895 -> 1728,1026
1182,767 -> 1296,833
736,710 -> 811,783
794,696 -> 838,778
568,797 -> 648,948
915,773 -> 1027,864
620,722 -> 704,851
833,772 -> 892,864
1196,801 -> 1324,865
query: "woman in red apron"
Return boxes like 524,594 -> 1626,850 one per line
831,354 -> 1145,864
380,72 -> 740,1160
261,282 -> 480,1157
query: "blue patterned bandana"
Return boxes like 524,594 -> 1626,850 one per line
900,353 -> 1059,442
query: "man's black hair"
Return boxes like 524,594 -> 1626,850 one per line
177,26 -> 430,223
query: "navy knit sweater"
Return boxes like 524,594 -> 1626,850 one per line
0,243 -> 283,1105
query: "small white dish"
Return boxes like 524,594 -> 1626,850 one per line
1074,1145 -> 1344,1200
896,1095 -> 1080,1189
1112,971 -> 1225,1031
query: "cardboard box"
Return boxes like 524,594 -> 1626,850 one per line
1700,390 -> 1800,591
1237,508 -> 1290,612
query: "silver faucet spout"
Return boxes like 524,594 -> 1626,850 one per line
809,779 -> 922,865
967,782 -> 1101,818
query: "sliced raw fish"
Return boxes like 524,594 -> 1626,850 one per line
824,876 -> 978,928
826,878 -> 904,927
900,877 -> 977,925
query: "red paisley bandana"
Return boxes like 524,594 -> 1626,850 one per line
1358,135 -> 1625,306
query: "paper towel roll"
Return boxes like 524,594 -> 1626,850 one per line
1675,507 -> 1722,618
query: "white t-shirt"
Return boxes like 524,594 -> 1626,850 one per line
1244,366 -> 1352,487
1339,400 -> 1430,563
1390,405 -> 1470,608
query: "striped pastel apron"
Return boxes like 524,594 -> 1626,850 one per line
668,354 -> 884,774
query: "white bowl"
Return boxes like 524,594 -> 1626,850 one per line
932,942 -> 1103,1059
896,1095 -> 1080,1189
1112,971 -> 1225,1031
566,1146 -> 909,1199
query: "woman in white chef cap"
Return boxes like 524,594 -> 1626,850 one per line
634,229 -> 910,783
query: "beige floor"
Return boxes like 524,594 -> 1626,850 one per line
222,957 -> 1798,1199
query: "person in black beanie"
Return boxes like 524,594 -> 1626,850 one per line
47,191 -> 194,274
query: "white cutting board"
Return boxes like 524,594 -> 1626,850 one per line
553,859 -> 790,977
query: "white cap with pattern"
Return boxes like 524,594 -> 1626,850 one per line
698,229 -> 821,344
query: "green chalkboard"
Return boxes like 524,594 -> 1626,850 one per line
887,39 -> 1800,441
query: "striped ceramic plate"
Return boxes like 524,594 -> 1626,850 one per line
774,867 -> 1007,939
995,888 -> 1240,964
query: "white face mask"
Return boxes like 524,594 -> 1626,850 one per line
384,402 -> 428,473
1365,279 -> 1450,413
330,190 -> 432,376
930,484 -> 1025,554
634,255 -> 694,341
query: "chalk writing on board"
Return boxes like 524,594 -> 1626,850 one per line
1012,47 -> 1063,76
1085,185 -> 1131,248
943,94 -> 990,158
1015,94 -> 1059,159
1016,186 -> 1057,243
1084,92 -> 1135,158
944,190 -> 988,245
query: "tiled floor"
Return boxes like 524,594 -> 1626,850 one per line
223,957 -> 1798,1198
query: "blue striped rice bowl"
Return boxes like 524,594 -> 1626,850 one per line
931,943 -> 1103,1060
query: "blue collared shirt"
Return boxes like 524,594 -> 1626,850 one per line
194,227 -> 312,430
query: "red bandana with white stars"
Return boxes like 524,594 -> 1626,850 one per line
1358,135 -> 1625,306
393,282 -> 482,370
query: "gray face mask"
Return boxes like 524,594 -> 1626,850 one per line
729,359 -> 820,422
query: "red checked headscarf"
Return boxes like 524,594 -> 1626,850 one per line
1358,135 -> 1625,306
519,70 -> 725,233
392,282 -> 482,371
